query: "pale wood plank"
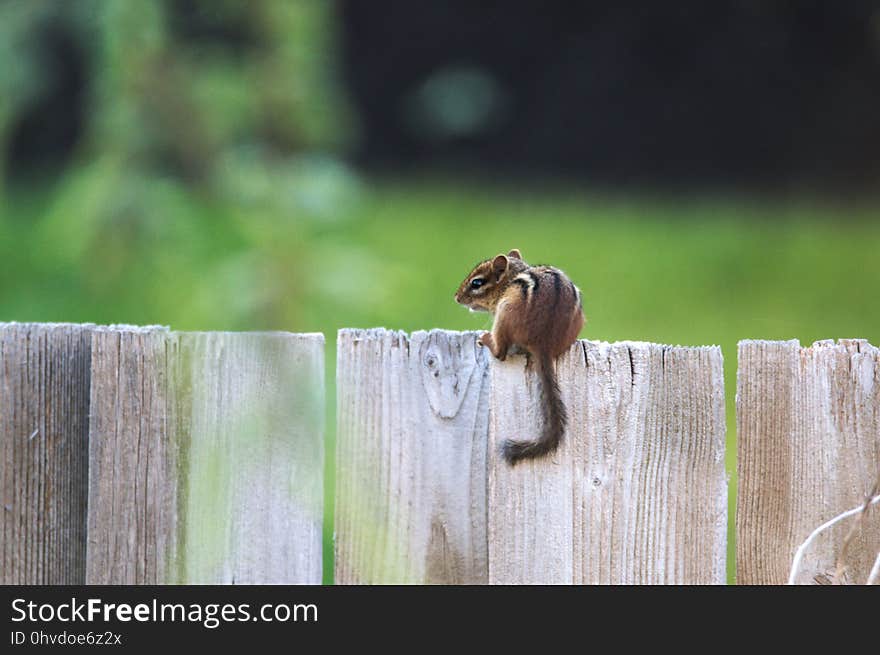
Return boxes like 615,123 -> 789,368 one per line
336,330 -> 726,584
488,341 -> 727,584
0,323 -> 94,584
737,339 -> 880,584
86,326 -> 176,584
334,328 -> 489,583
86,328 -> 324,583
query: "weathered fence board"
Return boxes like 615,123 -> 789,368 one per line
87,328 -> 324,584
737,339 -> 880,584
335,329 -> 490,583
489,341 -> 728,584
1,323 -> 94,584
335,330 -> 727,584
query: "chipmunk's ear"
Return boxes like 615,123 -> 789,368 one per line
507,249 -> 522,260
492,254 -> 509,276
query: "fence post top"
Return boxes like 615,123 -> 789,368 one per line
337,328 -> 722,352
738,338 -> 877,352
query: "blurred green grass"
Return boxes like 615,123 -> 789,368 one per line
3,172 -> 879,584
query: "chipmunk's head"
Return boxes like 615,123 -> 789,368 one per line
454,249 -> 525,313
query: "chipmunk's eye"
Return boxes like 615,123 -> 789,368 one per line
470,278 -> 485,289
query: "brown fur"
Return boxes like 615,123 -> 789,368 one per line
454,249 -> 585,464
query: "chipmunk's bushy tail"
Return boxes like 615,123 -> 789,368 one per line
500,350 -> 566,465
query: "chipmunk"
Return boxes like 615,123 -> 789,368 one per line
454,249 -> 584,465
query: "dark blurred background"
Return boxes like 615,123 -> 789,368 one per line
6,1 -> 880,191
342,0 -> 880,191
2,0 -> 880,584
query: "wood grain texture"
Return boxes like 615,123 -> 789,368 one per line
335,328 -> 489,584
1,323 -> 94,584
336,331 -> 726,584
737,339 -> 880,584
489,341 -> 727,584
87,328 -> 324,584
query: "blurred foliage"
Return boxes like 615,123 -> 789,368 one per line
0,0 -> 355,192
2,0 -> 880,586
0,0 -> 356,329
91,0 -> 354,175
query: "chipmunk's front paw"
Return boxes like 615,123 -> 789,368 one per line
478,332 -> 493,349
479,332 -> 507,361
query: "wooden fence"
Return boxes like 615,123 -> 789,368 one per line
2,323 -> 878,584
737,339 -> 880,584
1,323 -> 324,584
